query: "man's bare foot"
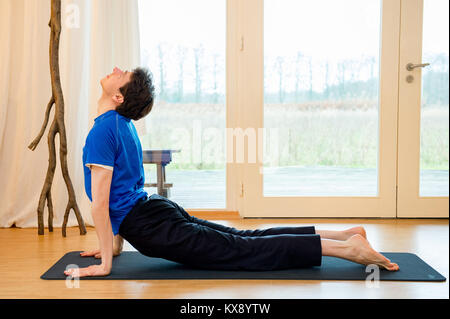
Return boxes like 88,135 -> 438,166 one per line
344,234 -> 399,271
316,226 -> 367,241
343,226 -> 367,240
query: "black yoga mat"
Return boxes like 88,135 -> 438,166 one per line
41,251 -> 446,282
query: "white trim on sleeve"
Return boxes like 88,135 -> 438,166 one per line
85,163 -> 114,171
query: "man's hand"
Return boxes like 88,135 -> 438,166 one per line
80,249 -> 102,258
64,264 -> 111,278
80,248 -> 121,258
80,234 -> 124,258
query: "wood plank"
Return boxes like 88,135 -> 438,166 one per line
0,218 -> 447,299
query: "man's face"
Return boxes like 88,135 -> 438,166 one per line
100,67 -> 132,104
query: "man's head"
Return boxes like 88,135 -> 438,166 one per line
100,66 -> 155,121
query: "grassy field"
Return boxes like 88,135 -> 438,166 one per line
140,102 -> 449,171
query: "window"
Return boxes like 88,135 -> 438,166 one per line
138,0 -> 226,208
263,0 -> 382,196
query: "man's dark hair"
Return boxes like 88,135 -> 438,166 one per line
115,67 -> 155,121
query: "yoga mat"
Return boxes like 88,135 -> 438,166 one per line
41,251 -> 446,282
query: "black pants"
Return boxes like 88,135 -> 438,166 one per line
119,194 -> 322,271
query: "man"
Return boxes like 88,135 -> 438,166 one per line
64,66 -> 398,278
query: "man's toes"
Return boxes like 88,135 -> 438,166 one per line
384,262 -> 399,271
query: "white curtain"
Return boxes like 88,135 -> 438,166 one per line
0,0 -> 145,230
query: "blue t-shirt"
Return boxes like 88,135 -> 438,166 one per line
82,109 -> 148,235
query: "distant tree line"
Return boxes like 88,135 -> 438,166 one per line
143,44 -> 449,107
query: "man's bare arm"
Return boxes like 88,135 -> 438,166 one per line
90,165 -> 115,272
66,165 -> 114,277
91,165 -> 113,271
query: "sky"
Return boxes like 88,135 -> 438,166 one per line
423,0 -> 450,55
138,0 -> 449,93
139,0 -> 382,59
138,0 -> 226,53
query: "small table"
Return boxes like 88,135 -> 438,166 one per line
142,149 -> 181,198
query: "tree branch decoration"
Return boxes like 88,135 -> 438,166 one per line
28,0 -> 86,236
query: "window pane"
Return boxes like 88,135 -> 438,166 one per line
263,0 -> 381,196
419,0 -> 449,197
138,0 -> 226,208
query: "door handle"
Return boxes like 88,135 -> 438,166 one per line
406,62 -> 430,71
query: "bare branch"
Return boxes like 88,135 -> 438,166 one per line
28,96 -> 54,151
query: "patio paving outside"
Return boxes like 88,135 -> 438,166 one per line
143,166 -> 449,209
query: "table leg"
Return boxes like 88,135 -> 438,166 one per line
156,164 -> 164,197
161,164 -> 170,198
156,164 -> 171,198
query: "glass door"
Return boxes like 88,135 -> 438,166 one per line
237,0 -> 400,217
138,0 -> 228,209
397,0 -> 449,217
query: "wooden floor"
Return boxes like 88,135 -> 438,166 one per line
0,218 -> 448,299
